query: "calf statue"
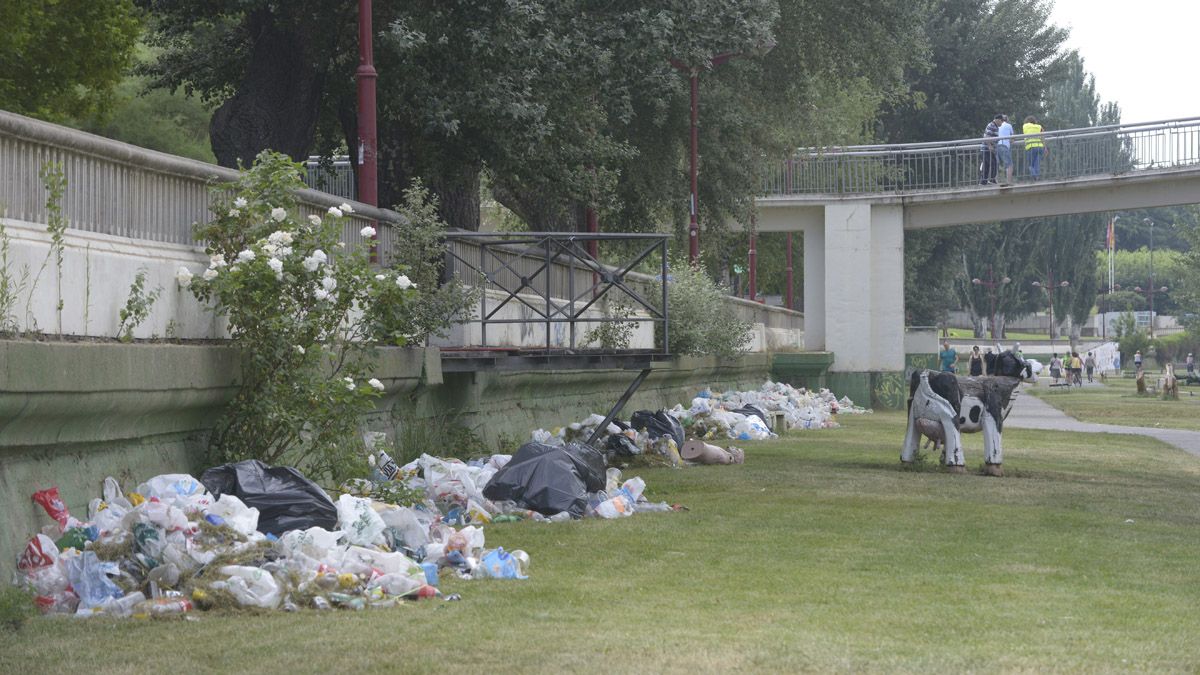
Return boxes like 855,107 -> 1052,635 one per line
902,350 -> 1034,476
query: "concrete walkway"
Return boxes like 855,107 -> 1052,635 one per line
1005,388 -> 1200,458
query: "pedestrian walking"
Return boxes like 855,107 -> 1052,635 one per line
1070,352 -> 1083,387
940,341 -> 958,373
969,345 -> 984,376
1187,352 -> 1194,377
1084,351 -> 1096,383
1049,353 -> 1062,384
1134,349 -> 1143,372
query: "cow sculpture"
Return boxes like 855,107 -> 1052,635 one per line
902,350 -> 1034,476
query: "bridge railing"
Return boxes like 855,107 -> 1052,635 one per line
764,116 -> 1200,196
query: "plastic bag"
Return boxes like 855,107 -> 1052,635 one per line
379,506 -> 432,550
201,460 -> 338,535
31,487 -> 72,530
208,494 -> 261,537
368,572 -> 425,596
66,551 -> 124,610
477,547 -> 528,579
731,414 -> 773,441
214,565 -> 281,608
137,474 -> 211,511
482,441 -> 606,517
336,494 -> 387,546
630,410 -> 685,446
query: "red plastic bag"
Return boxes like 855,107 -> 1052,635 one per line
17,534 -> 57,572
32,487 -> 71,529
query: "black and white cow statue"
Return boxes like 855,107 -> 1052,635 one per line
902,350 -> 1035,476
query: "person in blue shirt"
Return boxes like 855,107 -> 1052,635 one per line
939,341 -> 958,373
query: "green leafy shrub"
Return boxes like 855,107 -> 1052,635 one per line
117,267 -> 161,341
1114,311 -> 1150,367
371,182 -> 478,345
181,152 -> 421,480
651,259 -> 751,357
582,298 -> 636,350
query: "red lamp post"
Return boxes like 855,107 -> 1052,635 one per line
356,0 -> 378,262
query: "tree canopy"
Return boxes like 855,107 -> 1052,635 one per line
0,0 -> 142,120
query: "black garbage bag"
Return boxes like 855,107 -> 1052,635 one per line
630,410 -> 685,446
200,459 -> 338,536
732,405 -> 771,432
482,442 -> 606,517
606,432 -> 642,457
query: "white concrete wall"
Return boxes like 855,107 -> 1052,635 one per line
2,218 -> 222,339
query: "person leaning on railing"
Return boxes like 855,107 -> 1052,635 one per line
1023,115 -> 1045,180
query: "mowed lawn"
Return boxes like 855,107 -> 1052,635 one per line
1029,371 -> 1200,430
3,412 -> 1199,673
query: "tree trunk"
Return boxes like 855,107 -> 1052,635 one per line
491,179 -> 583,232
210,13 -> 325,167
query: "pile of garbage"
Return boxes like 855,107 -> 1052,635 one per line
14,444 -> 672,618
528,381 -> 868,466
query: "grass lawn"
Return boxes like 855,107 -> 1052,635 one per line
1029,373 -> 1200,431
945,328 -> 1049,341
3,413 -> 1199,673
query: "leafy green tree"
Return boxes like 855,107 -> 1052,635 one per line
0,0 -> 142,120
138,0 -> 927,248
877,0 -> 1071,325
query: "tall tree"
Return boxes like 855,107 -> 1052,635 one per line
874,0 -> 1071,327
0,0 -> 142,120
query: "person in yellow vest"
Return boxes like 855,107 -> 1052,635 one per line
1023,115 -> 1045,180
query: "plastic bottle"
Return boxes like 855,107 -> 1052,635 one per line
137,597 -> 192,617
105,591 -> 146,616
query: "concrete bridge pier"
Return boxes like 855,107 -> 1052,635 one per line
762,202 -> 908,408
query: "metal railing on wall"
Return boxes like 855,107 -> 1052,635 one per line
0,111 -> 398,262
764,116 -> 1200,196
444,232 -> 670,354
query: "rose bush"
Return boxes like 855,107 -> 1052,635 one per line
180,151 -> 430,480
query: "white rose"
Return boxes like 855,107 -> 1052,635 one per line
314,288 -> 330,301
360,226 -> 376,238
395,274 -> 415,290
339,203 -> 354,214
308,214 -> 322,226
229,208 -> 240,218
278,246 -> 293,258
343,377 -> 356,391
302,257 -> 321,272
295,345 -> 306,355
236,249 -> 256,263
267,258 -> 284,275
176,266 -> 194,288
327,206 -> 343,218
262,242 -> 278,256
234,197 -> 248,209
374,274 -> 386,281
368,378 -> 385,391
268,230 -> 293,246
271,207 -> 287,222
209,253 -> 227,268
321,276 -> 337,292
311,249 -> 327,263
336,242 -> 346,249
203,268 -> 219,281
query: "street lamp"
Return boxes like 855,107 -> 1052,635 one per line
1145,217 -> 1159,337
971,265 -> 1010,339
1122,283 -> 1170,338
670,41 -> 773,264
1032,273 -> 1070,349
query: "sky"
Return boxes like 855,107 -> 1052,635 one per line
1049,0 -> 1200,124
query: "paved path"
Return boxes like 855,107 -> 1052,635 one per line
1006,388 -> 1200,458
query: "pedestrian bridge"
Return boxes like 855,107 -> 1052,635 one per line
753,117 -> 1200,382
